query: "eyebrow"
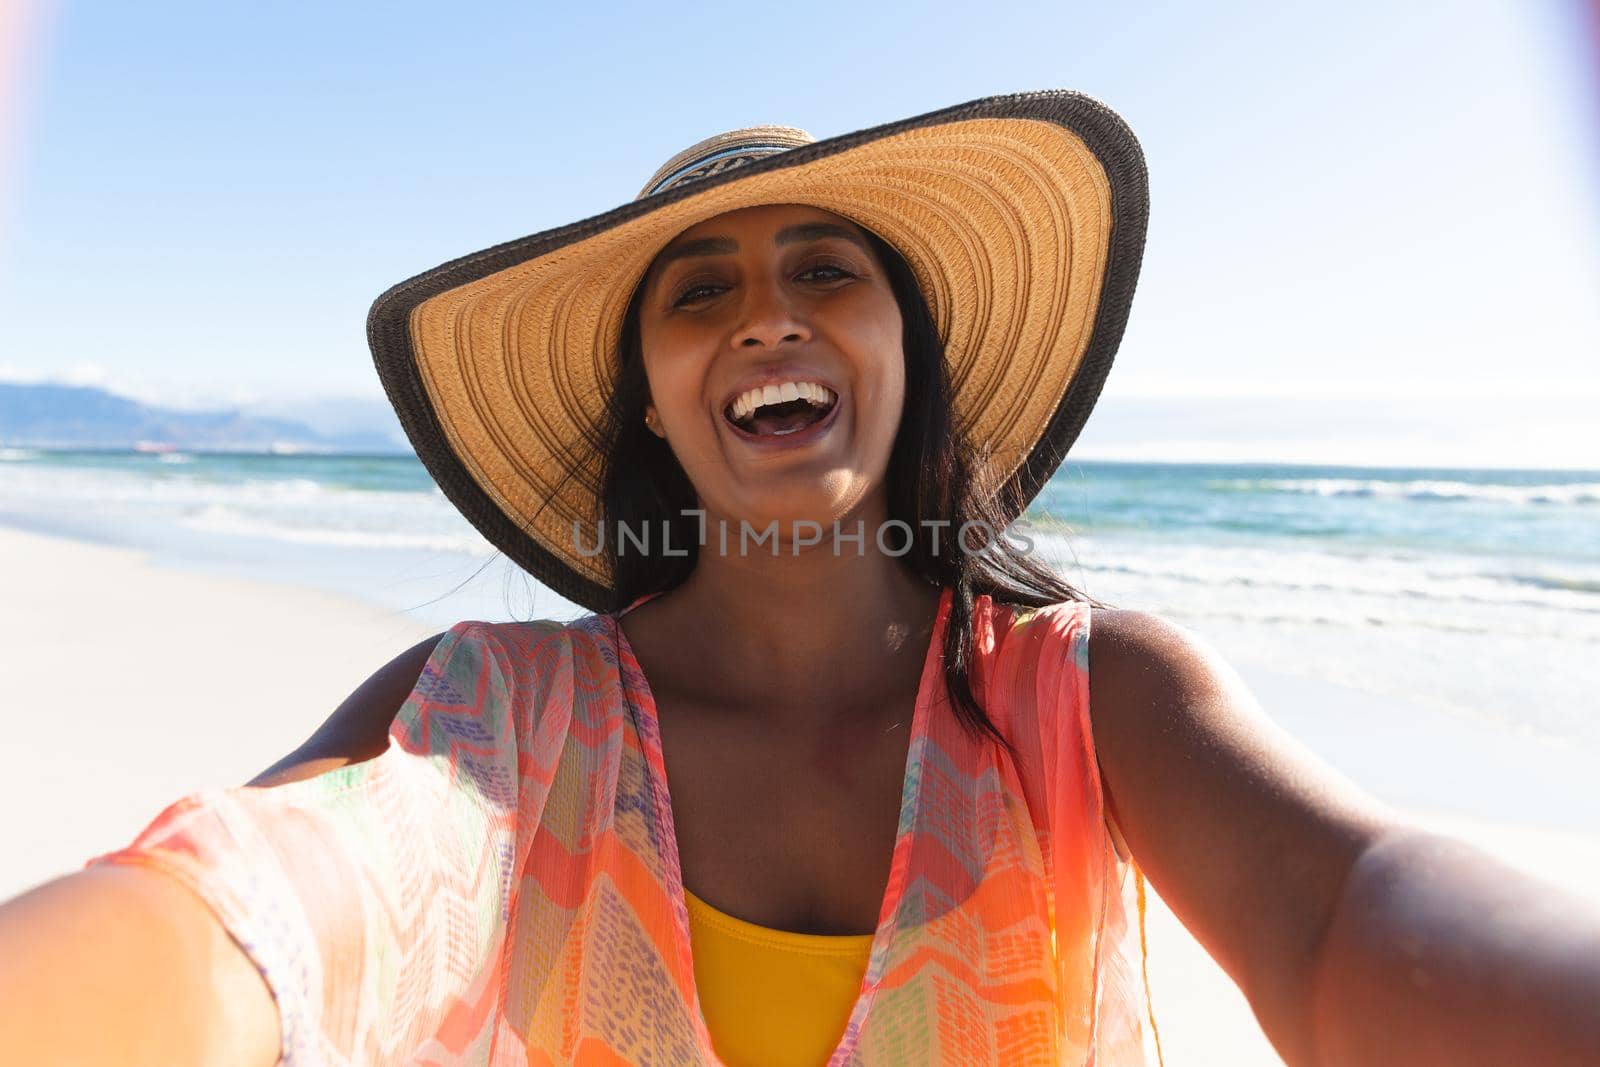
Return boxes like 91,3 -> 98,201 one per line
651,236 -> 737,271
775,222 -> 873,253
650,222 -> 873,274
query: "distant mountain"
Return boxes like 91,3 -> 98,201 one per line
239,395 -> 409,445
0,382 -> 411,454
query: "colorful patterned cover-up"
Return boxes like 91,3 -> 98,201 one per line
88,588 -> 1162,1065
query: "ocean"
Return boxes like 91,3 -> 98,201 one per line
3,448 -> 1596,757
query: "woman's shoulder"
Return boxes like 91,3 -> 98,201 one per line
969,595 -> 1096,735
975,597 -> 1183,738
440,611 -> 617,652
433,612 -> 632,690
995,601 -> 1229,724
982,595 -> 1183,658
1078,606 -> 1232,704
977,593 -> 1093,655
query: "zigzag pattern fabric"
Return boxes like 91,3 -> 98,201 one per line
87,589 -> 1158,1065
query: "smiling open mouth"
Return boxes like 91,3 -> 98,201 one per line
724,382 -> 838,437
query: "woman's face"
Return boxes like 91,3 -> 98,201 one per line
637,204 -> 905,536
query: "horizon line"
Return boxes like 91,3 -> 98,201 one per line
3,442 -> 1597,477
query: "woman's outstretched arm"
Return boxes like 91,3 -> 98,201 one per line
1088,608 -> 1600,1067
1308,823 -> 1600,1064
0,864 -> 279,1067
0,631 -> 445,1066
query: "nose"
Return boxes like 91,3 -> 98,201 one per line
732,276 -> 811,350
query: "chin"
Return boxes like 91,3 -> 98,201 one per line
714,483 -> 874,550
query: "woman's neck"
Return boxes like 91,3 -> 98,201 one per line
622,526 -> 943,731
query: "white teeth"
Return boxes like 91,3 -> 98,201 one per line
726,380 -> 839,424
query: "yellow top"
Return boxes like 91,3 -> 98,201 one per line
685,888 -> 874,1067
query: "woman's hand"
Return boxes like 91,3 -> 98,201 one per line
1089,608 -> 1600,1066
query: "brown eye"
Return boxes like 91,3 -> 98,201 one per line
798,264 -> 855,283
672,282 -> 727,307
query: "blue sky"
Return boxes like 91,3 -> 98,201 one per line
2,0 -> 1597,467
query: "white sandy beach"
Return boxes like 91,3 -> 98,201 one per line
2,523 -> 1597,1065
0,525 -> 434,895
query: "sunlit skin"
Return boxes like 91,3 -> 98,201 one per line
616,204 -> 944,936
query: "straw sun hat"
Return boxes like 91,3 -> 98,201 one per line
368,90 -> 1149,612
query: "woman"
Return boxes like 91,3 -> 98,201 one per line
2,92 -> 1597,1066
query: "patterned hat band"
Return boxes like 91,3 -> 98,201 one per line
636,125 -> 816,199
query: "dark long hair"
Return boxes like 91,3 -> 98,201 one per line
597,227 -> 1111,752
